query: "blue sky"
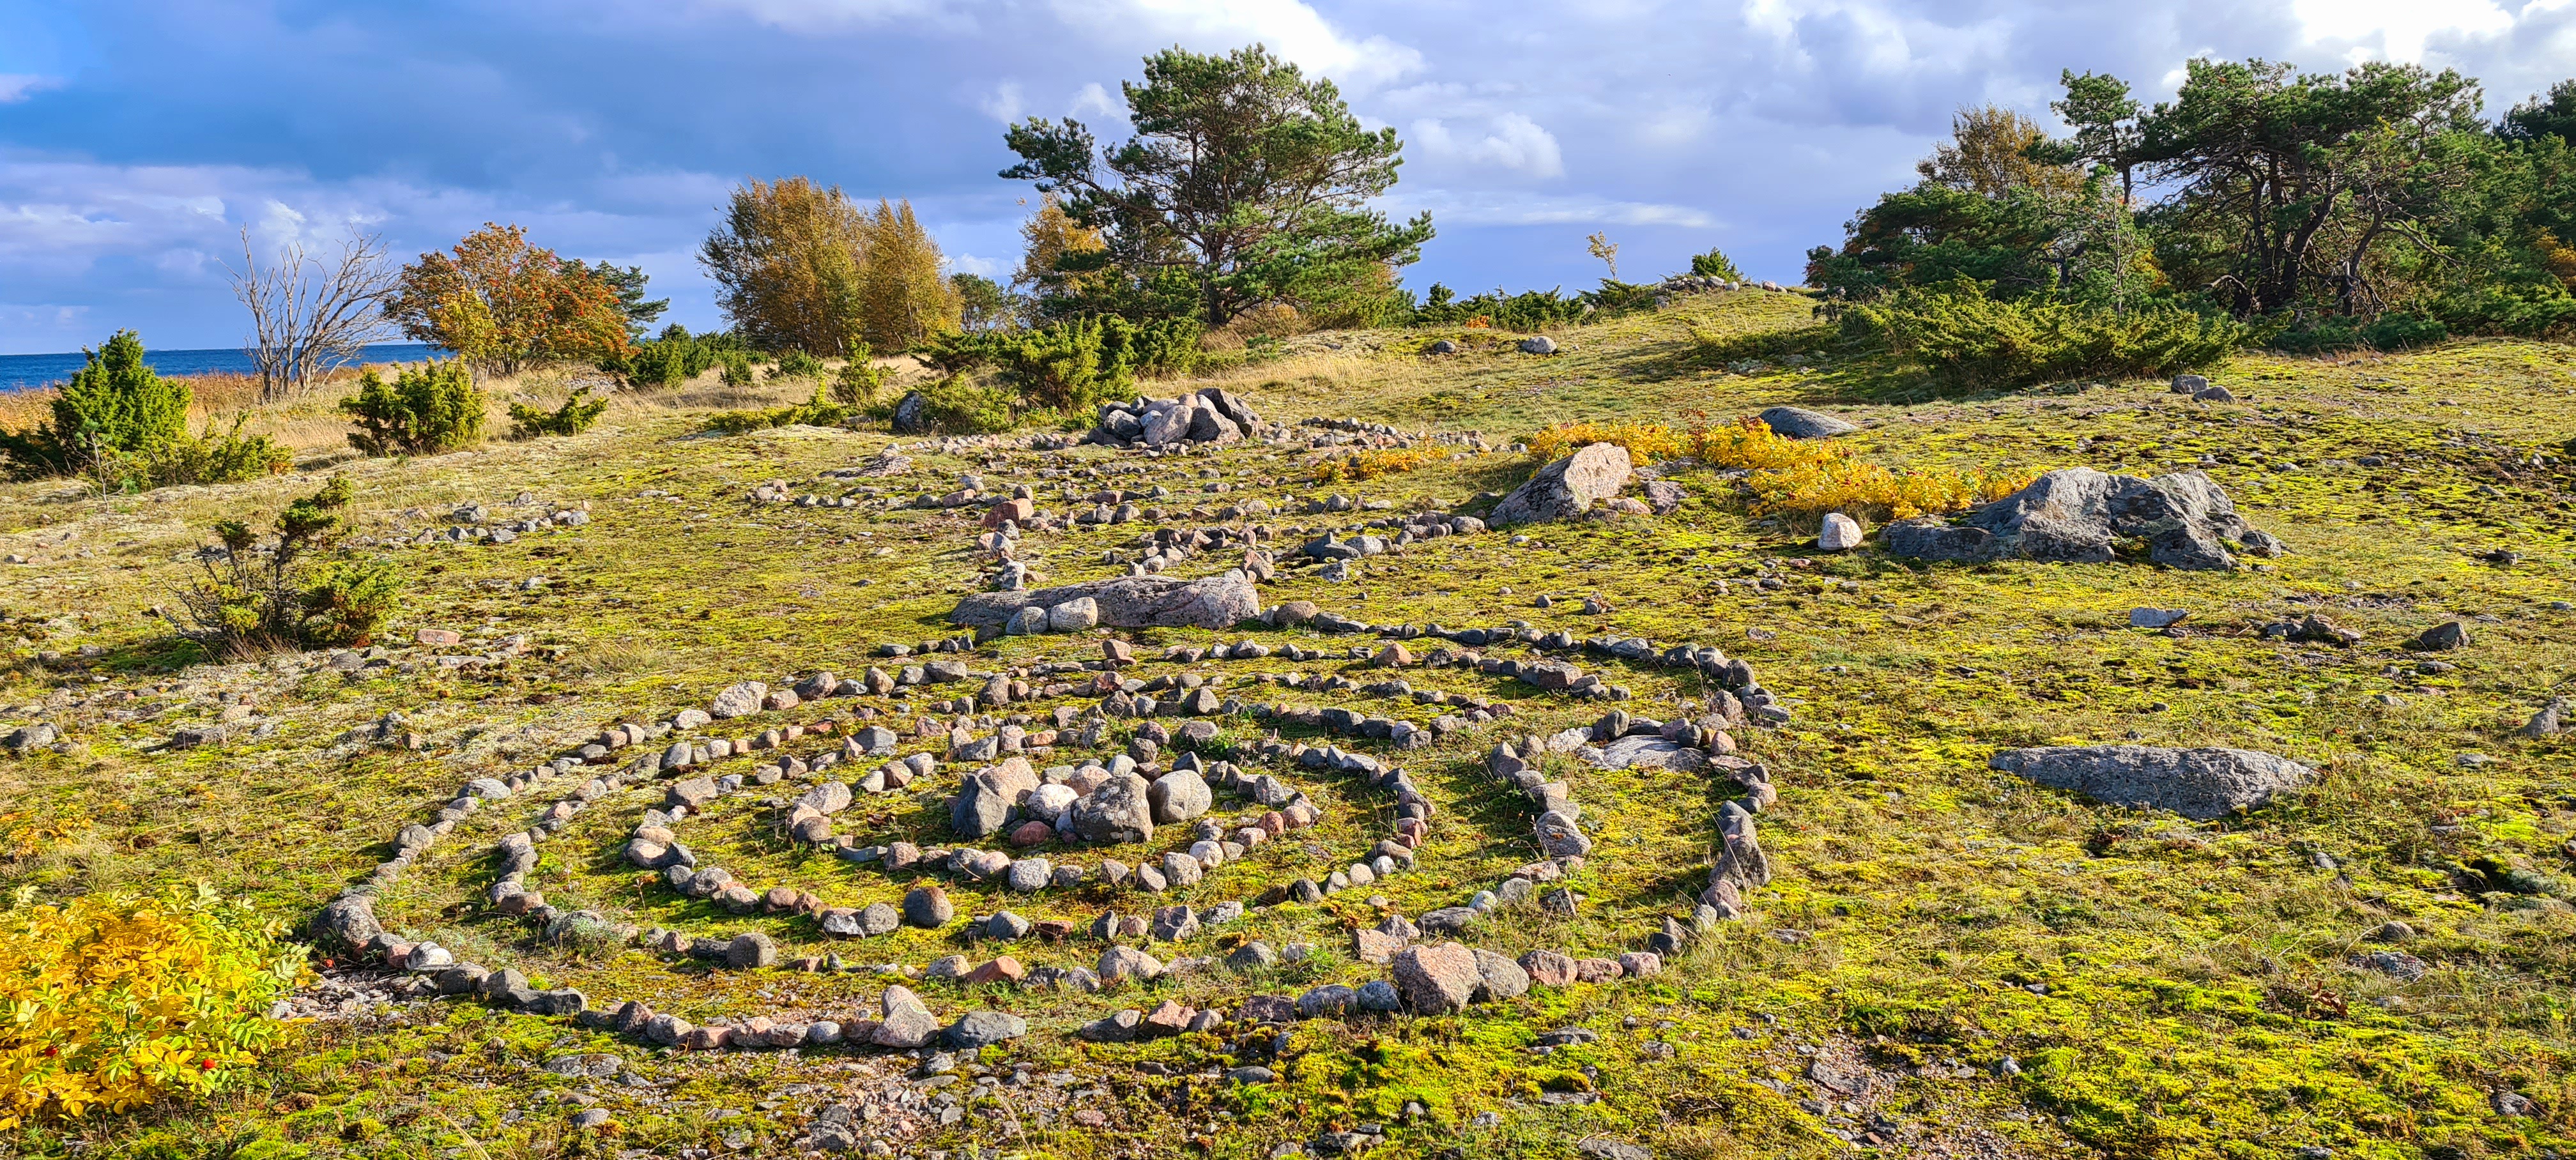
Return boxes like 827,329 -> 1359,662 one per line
3,0 -> 2573,354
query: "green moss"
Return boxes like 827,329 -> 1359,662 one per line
4,300 -> 2575,1157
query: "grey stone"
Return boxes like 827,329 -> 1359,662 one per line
2128,607 -> 2189,629
903,885 -> 955,927
1471,949 -> 1529,1002
1756,406 -> 1857,439
1048,598 -> 1100,632
1098,944 -> 1163,984
1071,773 -> 1155,844
1990,745 -> 2313,820
1006,859 -> 1052,892
945,1010 -> 1027,1048
891,391 -> 931,434
951,573 -> 1259,632
952,758 -> 1041,839
310,894 -> 381,950
1147,768 -> 1212,824
1885,468 -> 2281,571
1490,443 -> 1632,526
1518,335 -> 1558,355
710,682 -> 767,720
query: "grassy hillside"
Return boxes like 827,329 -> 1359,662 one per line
4,289 -> 2573,1160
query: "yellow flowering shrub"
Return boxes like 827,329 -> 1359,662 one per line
1310,446 -> 1453,484
1747,459 -> 2038,521
1522,415 -> 2035,522
1683,416 -> 1843,472
1523,420 -> 1685,464
0,885 -> 305,1127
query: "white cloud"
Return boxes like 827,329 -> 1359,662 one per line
2289,0 -> 2514,62
979,80 -> 1025,123
948,252 -> 1002,276
1069,81 -> 1118,118
0,75 -> 60,103
679,0 -> 956,31
1043,0 -> 1423,88
1382,188 -> 1716,229
1410,113 -> 1564,178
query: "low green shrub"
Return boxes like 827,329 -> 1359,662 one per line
994,316 -> 1131,413
1689,248 -> 1747,280
0,330 -> 192,480
771,348 -> 825,381
1847,282 -> 2246,391
1694,322 -> 1843,364
2266,311 -> 2452,354
717,349 -> 755,388
917,315 -> 1201,415
880,375 -> 1015,435
341,360 -> 486,456
608,325 -> 723,388
831,347 -> 888,408
1409,284 -> 1589,331
134,415 -> 294,487
164,476 -> 402,655
704,389 -> 858,435
507,386 -> 610,439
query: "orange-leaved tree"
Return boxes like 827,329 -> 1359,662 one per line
387,224 -> 632,377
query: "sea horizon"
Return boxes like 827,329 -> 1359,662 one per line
0,342 -> 448,392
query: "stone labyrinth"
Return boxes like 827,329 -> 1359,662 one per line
307,407 -> 1791,1131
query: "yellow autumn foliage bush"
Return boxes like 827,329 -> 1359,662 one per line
1522,415 -> 2035,522
1523,420 -> 1684,464
0,885 -> 305,1128
1747,459 -> 2038,521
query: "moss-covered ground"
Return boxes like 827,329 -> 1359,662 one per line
4,289 -> 2575,1159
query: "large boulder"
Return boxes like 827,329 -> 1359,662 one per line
1989,745 -> 2313,820
951,758 -> 1040,839
1391,942 -> 1481,1014
1489,443 -> 1633,526
1072,773 -> 1156,844
1198,387 -> 1260,429
1885,468 -> 2283,570
891,392 -> 930,434
951,573 -> 1259,632
1146,768 -> 1212,825
1756,406 -> 1857,439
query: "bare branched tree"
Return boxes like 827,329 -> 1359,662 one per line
227,228 -> 399,401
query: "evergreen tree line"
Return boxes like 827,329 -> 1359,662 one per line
1809,63 -> 2576,356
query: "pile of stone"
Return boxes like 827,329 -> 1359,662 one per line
1887,468 -> 2285,570
1085,388 -> 1275,448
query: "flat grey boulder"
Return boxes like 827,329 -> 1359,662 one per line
1757,406 -> 1857,439
1587,735 -> 1706,771
1885,468 -> 2283,571
1990,745 -> 2313,820
951,573 -> 1258,632
1490,443 -> 1632,526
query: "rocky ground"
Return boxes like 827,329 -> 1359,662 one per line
4,288 -> 2575,1159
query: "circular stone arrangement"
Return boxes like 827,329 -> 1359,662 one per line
309,610 -> 1785,1060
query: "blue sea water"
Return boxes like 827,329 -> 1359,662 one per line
0,343 -> 445,392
